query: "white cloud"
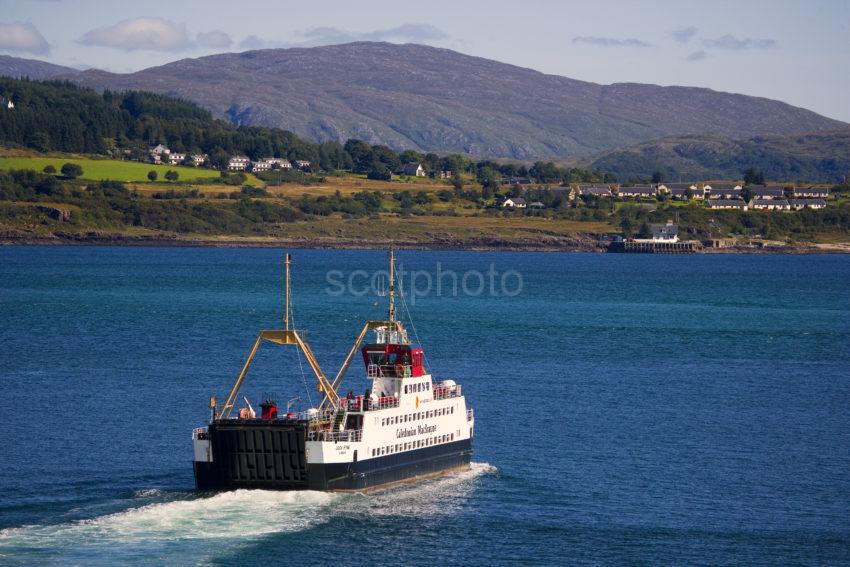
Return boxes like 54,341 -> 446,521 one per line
78,17 -> 192,51
0,21 -> 49,55
686,50 -> 707,62
238,23 -> 449,50
703,34 -> 777,50
572,36 -> 652,48
196,29 -> 232,49
672,26 -> 698,44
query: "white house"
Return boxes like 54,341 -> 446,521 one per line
750,186 -> 786,200
579,185 -> 613,198
191,154 -> 208,166
167,153 -> 186,165
149,144 -> 171,163
750,198 -> 790,211
438,170 -> 453,179
402,162 -> 426,177
1,98 -> 13,110
502,197 -> 527,208
635,220 -> 679,243
293,160 -> 311,170
792,187 -> 830,199
617,185 -> 656,198
263,158 -> 292,169
251,160 -> 271,172
227,156 -> 250,171
789,199 -> 827,210
708,200 -> 748,211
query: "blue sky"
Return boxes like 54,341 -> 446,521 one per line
1,0 -> 848,122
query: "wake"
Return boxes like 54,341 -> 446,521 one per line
0,462 -> 495,561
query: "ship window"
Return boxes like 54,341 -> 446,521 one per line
381,419 -> 385,426
426,382 -> 430,390
450,434 -> 454,441
372,449 -> 375,456
451,407 -> 454,414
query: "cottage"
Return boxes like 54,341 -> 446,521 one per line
636,220 -> 679,243
227,156 -> 250,171
438,170 -> 453,179
148,144 -> 171,163
792,186 -> 830,199
704,182 -> 742,192
191,154 -> 208,166
750,198 -> 790,211
789,199 -> 827,210
708,188 -> 743,200
617,184 -> 656,198
669,186 -> 704,200
402,163 -> 426,177
707,199 -> 748,211
167,153 -> 186,165
263,158 -> 292,169
251,160 -> 271,172
750,186 -> 786,200
579,185 -> 612,198
0,97 -> 13,110
293,160 -> 311,170
502,197 -> 527,208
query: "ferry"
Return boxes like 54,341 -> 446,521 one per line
192,251 -> 474,491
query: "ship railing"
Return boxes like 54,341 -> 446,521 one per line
467,408 -> 474,422
367,364 -> 411,379
298,408 -> 336,423
433,385 -> 462,400
307,429 -> 363,443
342,396 -> 399,412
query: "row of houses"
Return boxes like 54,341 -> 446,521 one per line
149,144 -> 207,166
148,145 -> 311,172
228,156 -> 311,172
577,182 -> 830,200
705,199 -> 827,211
502,181 -> 829,211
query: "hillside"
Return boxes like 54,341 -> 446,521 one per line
589,130 -> 850,183
1,43 -> 842,160
0,55 -> 79,80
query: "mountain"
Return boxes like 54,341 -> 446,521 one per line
0,43 -> 845,159
0,55 -> 78,80
588,129 -> 850,183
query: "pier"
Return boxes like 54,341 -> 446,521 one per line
607,240 -> 702,254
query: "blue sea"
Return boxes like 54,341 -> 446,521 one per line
1,247 -> 849,566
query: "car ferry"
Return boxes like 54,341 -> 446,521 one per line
192,252 -> 474,491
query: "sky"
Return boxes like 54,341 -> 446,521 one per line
1,0 -> 849,122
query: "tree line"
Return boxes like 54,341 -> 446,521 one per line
0,77 -> 613,184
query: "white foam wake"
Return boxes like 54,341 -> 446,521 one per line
0,462 -> 495,563
0,489 -> 337,554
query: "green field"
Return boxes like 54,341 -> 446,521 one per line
0,156 -> 262,185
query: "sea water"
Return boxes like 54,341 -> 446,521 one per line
0,247 -> 848,565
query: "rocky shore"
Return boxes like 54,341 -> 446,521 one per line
2,229 -> 848,253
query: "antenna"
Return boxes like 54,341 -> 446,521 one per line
388,249 -> 396,322
284,253 -> 291,330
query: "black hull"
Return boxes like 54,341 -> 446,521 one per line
194,422 -> 472,492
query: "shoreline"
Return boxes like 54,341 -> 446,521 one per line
2,232 -> 849,254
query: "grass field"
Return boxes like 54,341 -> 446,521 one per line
0,156 -> 262,185
258,214 -> 617,242
267,175 -> 454,197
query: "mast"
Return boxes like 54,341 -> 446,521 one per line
388,249 -> 395,323
284,253 -> 291,330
